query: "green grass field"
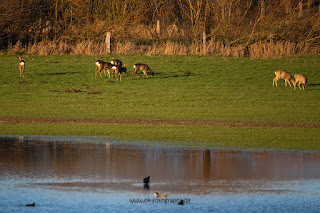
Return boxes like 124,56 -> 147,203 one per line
0,54 -> 319,150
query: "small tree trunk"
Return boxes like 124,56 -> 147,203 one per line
298,1 -> 303,17
285,0 -> 292,13
260,0 -> 265,18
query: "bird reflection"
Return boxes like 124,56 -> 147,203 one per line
143,183 -> 150,190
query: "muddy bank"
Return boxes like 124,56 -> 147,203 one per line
1,117 -> 319,128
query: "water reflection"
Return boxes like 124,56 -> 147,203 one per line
1,136 -> 320,183
1,135 -> 320,212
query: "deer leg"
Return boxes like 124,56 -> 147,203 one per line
141,70 -> 148,78
95,66 -> 100,78
111,70 -> 114,81
298,82 -> 302,90
132,69 -> 139,79
98,67 -> 104,78
273,78 -> 278,86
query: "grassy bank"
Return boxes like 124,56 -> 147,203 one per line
0,54 -> 319,150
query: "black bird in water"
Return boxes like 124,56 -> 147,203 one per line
25,203 -> 36,207
178,200 -> 184,205
143,176 -> 151,184
143,176 -> 151,190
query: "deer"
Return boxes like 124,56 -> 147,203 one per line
111,65 -> 127,81
293,74 -> 307,90
110,59 -> 123,67
95,60 -> 113,78
273,70 -> 295,87
19,57 -> 25,77
132,63 -> 154,79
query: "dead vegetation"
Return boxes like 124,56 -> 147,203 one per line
1,0 -> 320,58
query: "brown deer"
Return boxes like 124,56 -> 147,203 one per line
132,64 -> 154,79
273,70 -> 295,87
110,59 -> 123,67
111,65 -> 127,81
293,74 -> 307,90
19,57 -> 25,77
95,60 -> 113,78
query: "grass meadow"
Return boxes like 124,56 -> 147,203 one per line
0,54 -> 319,150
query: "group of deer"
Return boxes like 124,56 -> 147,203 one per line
18,58 -> 307,91
95,59 -> 154,81
273,70 -> 307,90
18,57 -> 154,81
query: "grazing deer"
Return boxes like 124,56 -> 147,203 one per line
110,59 -> 123,67
19,57 -> 25,77
293,74 -> 307,90
95,60 -> 113,78
273,70 -> 295,87
132,64 -> 154,79
111,65 -> 127,81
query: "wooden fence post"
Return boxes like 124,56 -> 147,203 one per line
156,20 -> 161,35
106,32 -> 111,54
203,31 -> 207,55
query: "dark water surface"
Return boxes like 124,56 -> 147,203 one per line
1,135 -> 320,212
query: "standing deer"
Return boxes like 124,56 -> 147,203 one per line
273,70 -> 295,87
95,60 -> 113,78
293,74 -> 307,90
110,59 -> 123,67
111,65 -> 127,81
19,57 -> 25,77
132,64 -> 154,79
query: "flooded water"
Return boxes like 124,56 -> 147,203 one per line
1,135 -> 320,212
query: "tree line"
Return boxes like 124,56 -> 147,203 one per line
1,0 -> 319,53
